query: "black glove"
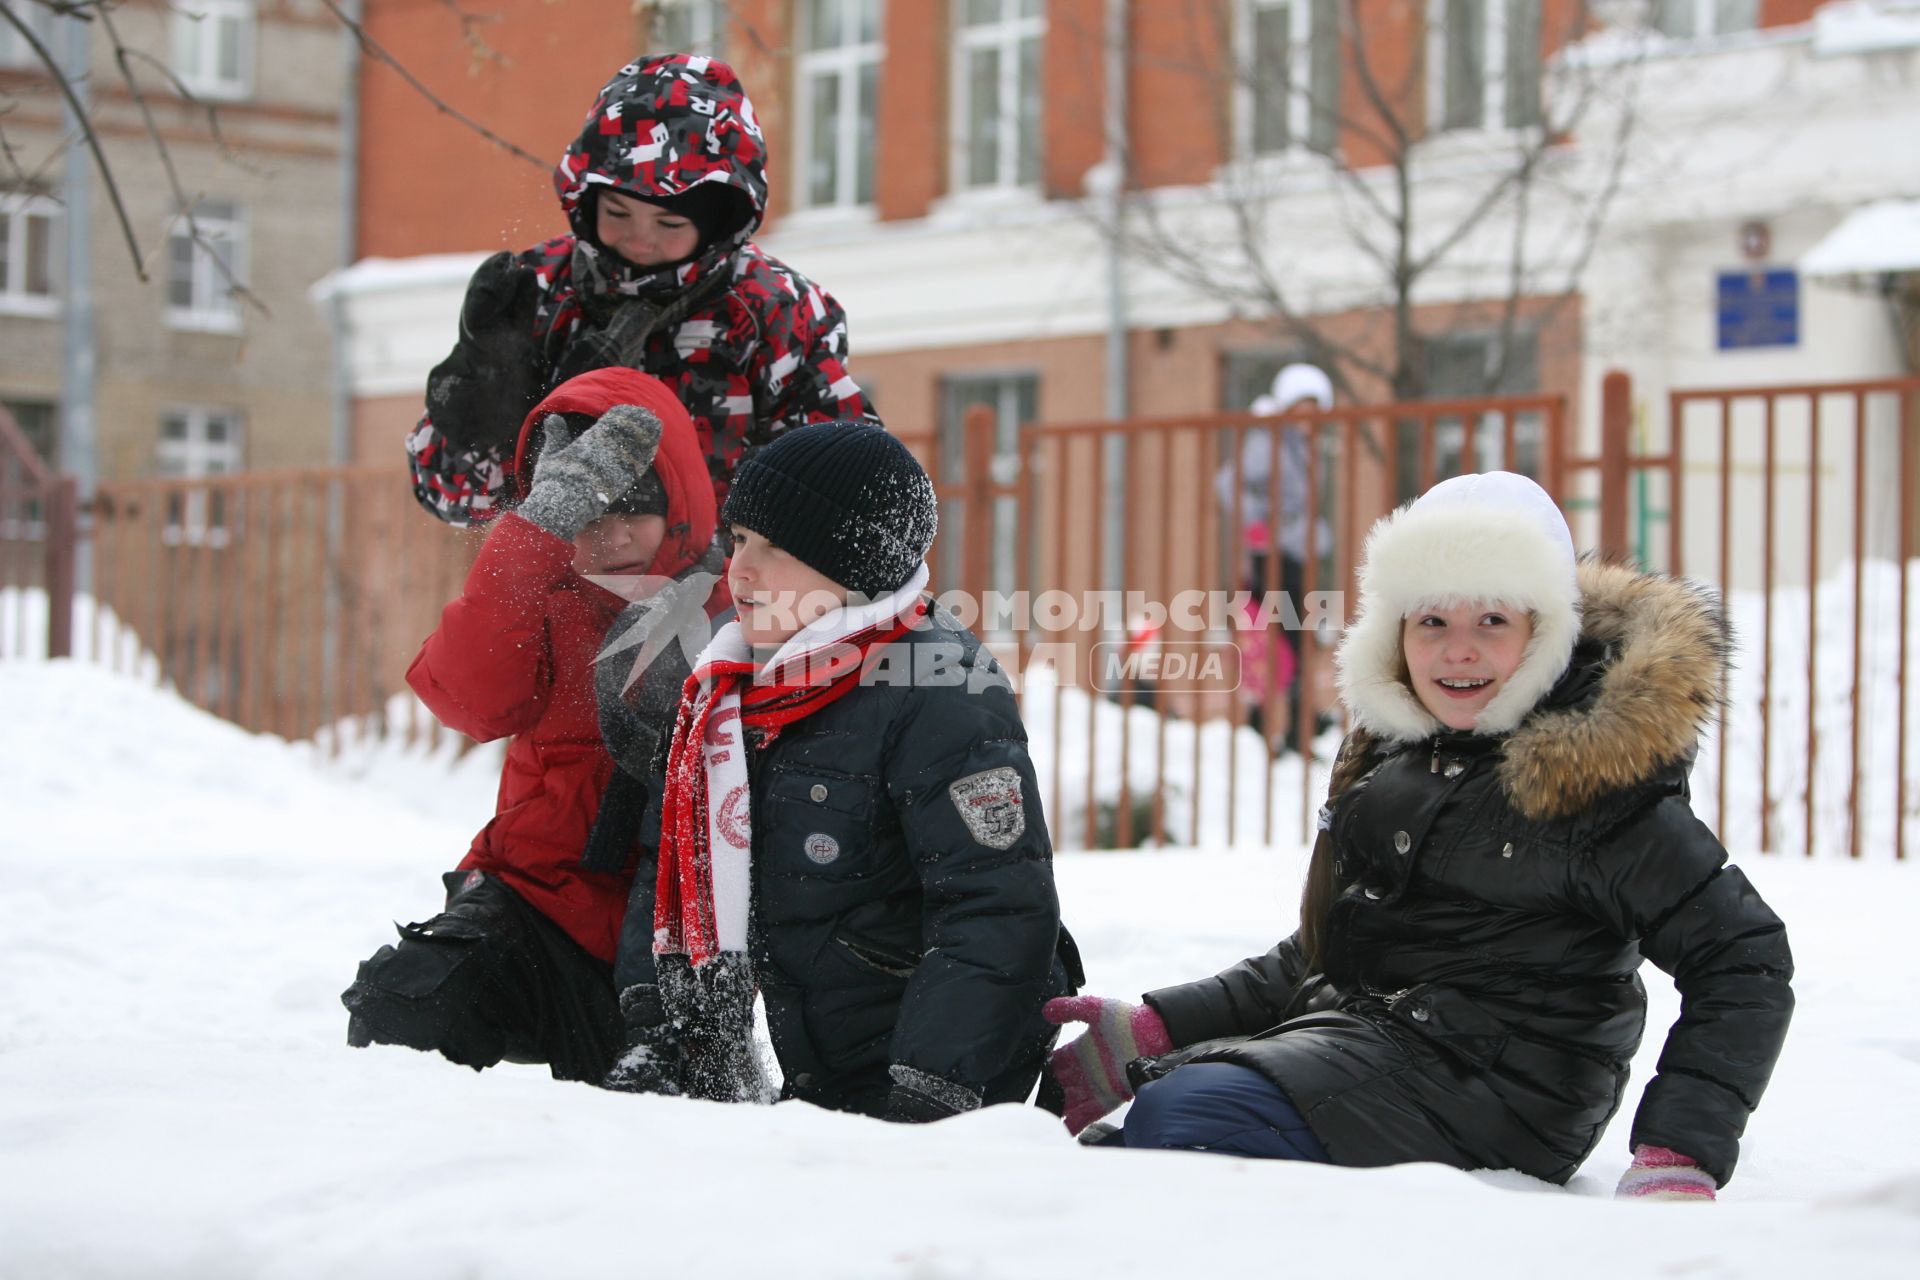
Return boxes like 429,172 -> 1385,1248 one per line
425,251 -> 543,452
884,1064 -> 983,1124
603,984 -> 688,1095
516,404 -> 665,541
656,952 -> 775,1104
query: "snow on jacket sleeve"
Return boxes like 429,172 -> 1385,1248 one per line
1573,794 -> 1795,1187
406,514 -> 580,742
1142,935 -> 1312,1048
747,269 -> 874,447
880,664 -> 1060,1096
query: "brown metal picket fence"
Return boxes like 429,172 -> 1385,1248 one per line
14,375 -> 1913,856
1634,376 -> 1920,860
937,392 -> 1570,850
0,405 -> 78,660
85,466 -> 480,751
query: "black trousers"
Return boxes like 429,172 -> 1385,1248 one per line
341,871 -> 623,1084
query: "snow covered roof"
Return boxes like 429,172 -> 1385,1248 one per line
1812,0 -> 1920,58
307,252 -> 490,305
1800,199 -> 1920,278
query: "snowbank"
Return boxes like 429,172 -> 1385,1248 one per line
2,660 -> 1918,1277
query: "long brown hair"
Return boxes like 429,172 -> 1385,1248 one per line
1296,728 -> 1379,970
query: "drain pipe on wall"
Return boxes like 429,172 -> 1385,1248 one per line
1101,0 -> 1131,596
322,0 -> 363,740
59,12 -> 96,594
329,0 -> 362,468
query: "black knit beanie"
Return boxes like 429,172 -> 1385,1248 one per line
720,420 -> 937,599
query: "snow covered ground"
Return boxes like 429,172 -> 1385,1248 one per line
3,659 -> 1918,1279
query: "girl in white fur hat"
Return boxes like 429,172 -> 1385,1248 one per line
1046,471 -> 1794,1200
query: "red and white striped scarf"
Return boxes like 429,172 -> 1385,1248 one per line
653,565 -> 931,968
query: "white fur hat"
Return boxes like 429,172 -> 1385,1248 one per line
1270,364 -> 1334,411
1334,471 -> 1581,742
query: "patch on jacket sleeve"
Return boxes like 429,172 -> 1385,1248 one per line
948,767 -> 1027,850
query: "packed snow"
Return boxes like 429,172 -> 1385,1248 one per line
2,656 -> 1918,1277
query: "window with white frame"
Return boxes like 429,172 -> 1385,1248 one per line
169,0 -> 255,101
650,0 -> 728,56
953,0 -> 1045,192
165,199 -> 245,332
795,0 -> 882,210
1243,0 -> 1342,157
0,192 -> 57,313
1429,0 -> 1542,134
157,407 -> 243,544
1654,0 -> 1758,39
0,0 -> 58,70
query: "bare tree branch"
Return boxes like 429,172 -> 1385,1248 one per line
316,0 -> 547,170
0,0 -> 147,277
114,45 -> 266,176
0,111 -> 52,191
1343,0 -> 1414,161
1088,0 -> 1648,402
94,1 -> 268,316
1509,49 -> 1644,370
435,0 -> 509,69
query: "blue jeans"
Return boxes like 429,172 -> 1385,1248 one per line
1123,1062 -> 1332,1162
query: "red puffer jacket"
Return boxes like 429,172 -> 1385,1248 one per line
406,368 -> 717,962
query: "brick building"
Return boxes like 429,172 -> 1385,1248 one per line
1,0 -> 350,498
326,1 -> 1920,583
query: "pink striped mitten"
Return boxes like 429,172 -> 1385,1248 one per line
1042,995 -> 1174,1136
1616,1145 -> 1718,1201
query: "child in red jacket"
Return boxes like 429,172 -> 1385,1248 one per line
342,367 -> 719,1082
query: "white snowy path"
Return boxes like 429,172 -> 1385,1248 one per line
2,662 -> 1916,1279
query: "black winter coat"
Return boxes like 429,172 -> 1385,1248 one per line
1137,564 -> 1793,1186
624,602 -> 1074,1117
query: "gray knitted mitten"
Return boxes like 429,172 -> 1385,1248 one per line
516,403 -> 665,541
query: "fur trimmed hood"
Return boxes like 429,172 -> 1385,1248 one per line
1496,560 -> 1730,820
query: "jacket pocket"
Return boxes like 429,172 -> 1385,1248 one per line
764,769 -> 879,878
835,932 -> 922,979
1387,985 -> 1512,1069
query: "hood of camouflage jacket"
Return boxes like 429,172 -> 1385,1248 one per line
552,53 -> 767,295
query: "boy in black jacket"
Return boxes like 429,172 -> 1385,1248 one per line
599,421 -> 1075,1120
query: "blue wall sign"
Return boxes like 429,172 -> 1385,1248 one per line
1717,269 -> 1799,350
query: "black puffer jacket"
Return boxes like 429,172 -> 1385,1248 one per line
1136,564 -> 1793,1186
624,601 -> 1075,1117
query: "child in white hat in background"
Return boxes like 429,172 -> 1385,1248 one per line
1215,364 -> 1338,747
